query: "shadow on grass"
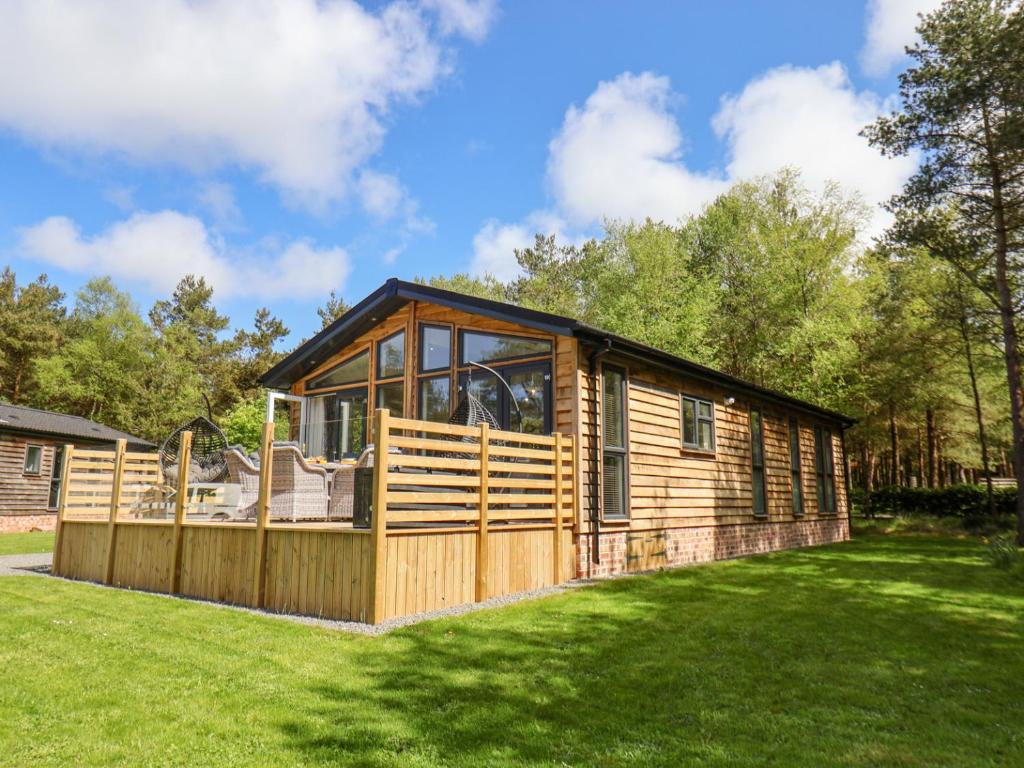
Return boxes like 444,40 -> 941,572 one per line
279,535 -> 1024,767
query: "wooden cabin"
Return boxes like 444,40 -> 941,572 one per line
0,404 -> 152,533
262,279 -> 853,580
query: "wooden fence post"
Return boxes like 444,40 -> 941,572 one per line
553,432 -> 564,585
103,439 -> 127,585
169,431 -> 193,594
252,421 -> 275,609
51,444 -> 75,575
368,409 -> 390,624
475,422 -> 490,602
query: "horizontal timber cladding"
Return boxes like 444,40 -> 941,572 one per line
575,347 -> 849,563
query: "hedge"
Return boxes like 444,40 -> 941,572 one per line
861,484 -> 1016,522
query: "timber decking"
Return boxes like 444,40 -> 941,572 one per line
53,412 -> 578,625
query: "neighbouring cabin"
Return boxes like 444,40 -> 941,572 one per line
0,404 -> 152,533
51,279 -> 851,625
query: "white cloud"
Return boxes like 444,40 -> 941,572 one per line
547,72 -> 727,227
422,0 -> 498,42
471,210 -> 571,281
197,181 -> 242,228
0,0 -> 494,209
713,62 -> 918,236
861,0 -> 943,76
18,211 -> 350,300
473,64 -> 917,276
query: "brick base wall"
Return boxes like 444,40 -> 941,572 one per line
0,513 -> 57,534
575,517 -> 849,579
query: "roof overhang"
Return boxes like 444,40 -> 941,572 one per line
259,278 -> 579,390
261,277 -> 856,427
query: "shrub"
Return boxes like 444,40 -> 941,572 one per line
863,484 -> 1016,526
220,395 -> 290,453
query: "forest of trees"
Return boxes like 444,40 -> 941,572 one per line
0,0 -> 1020,538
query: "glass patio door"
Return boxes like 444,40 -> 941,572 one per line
458,361 -> 552,434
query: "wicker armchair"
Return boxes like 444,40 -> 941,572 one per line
328,464 -> 356,521
271,445 -> 329,521
224,447 -> 260,519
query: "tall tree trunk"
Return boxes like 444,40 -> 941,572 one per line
960,307 -> 996,519
937,434 -> 946,488
888,402 -> 901,486
917,427 -> 925,488
984,106 -> 1024,545
926,409 -> 938,488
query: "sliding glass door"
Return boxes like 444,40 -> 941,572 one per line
304,388 -> 368,461
457,361 -> 552,434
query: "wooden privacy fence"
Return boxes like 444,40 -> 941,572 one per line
53,410 -> 578,624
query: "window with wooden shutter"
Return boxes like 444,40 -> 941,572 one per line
601,364 -> 628,519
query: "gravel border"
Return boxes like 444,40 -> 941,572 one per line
0,552 -> 584,635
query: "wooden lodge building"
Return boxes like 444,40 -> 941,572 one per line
0,404 -> 152,533
262,278 -> 853,579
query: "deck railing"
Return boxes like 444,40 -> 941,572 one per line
53,410 -> 578,624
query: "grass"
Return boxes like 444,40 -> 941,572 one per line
0,531 -> 54,556
1,533 -> 1022,767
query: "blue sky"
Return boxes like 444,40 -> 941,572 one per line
0,0 -> 935,345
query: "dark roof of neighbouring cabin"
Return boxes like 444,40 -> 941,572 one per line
0,403 -> 154,449
261,278 -> 855,426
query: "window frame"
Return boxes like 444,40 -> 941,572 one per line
304,348 -> 370,393
375,329 -> 406,381
600,363 -> 629,520
375,379 -> 405,418
23,444 -> 43,476
456,359 -> 553,435
750,407 -> 767,518
814,426 -> 837,515
47,445 -> 65,509
789,417 -> 804,517
418,323 -> 453,374
417,373 -> 452,424
680,394 -> 716,453
457,329 -> 553,367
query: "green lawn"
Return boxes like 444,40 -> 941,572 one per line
1,533 -> 1021,767
0,531 -> 54,556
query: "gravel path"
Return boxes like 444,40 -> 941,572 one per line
0,551 -> 582,634
0,552 -> 52,577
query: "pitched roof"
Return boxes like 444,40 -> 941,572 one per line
261,278 -> 855,426
0,403 -> 154,449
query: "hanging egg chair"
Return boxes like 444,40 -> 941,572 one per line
160,415 -> 229,485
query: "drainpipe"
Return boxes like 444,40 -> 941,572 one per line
587,339 -> 613,566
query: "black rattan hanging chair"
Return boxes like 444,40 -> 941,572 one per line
160,415 -> 229,485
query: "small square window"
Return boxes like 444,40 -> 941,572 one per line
24,445 -> 42,475
681,396 -> 715,452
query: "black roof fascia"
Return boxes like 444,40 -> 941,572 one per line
261,278 -> 855,426
573,326 -> 856,427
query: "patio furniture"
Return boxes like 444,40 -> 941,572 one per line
160,416 -> 229,485
224,447 -> 260,519
328,463 -> 356,521
271,445 -> 329,521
